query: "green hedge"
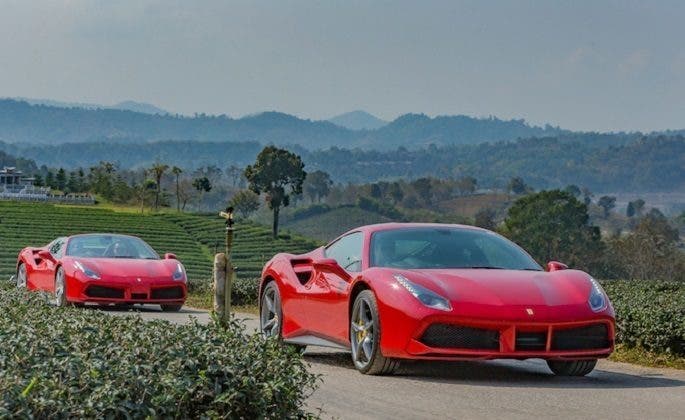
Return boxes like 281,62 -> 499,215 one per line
601,280 -> 684,356
0,289 -> 319,418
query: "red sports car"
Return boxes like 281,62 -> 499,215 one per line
259,223 -> 615,376
15,233 -> 187,311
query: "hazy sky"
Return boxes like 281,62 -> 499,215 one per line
1,0 -> 683,131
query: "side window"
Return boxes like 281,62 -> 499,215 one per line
325,232 -> 363,272
50,238 -> 66,259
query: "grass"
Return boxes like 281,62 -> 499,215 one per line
610,344 -> 685,370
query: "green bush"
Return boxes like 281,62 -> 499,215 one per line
601,280 -> 685,356
0,289 -> 319,418
187,277 -> 259,307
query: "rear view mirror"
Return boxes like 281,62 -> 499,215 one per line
164,253 -> 177,260
547,261 -> 568,272
313,258 -> 351,280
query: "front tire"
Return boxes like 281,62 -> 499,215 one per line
54,267 -> 68,307
160,304 -> 183,312
260,281 -> 305,353
547,359 -> 597,376
350,290 -> 399,375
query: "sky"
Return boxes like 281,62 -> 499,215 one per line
0,0 -> 684,132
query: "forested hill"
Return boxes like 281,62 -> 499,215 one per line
1,99 -> 566,149
3,135 -> 683,193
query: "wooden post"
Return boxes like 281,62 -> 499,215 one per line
215,207 -> 235,326
213,253 -> 227,325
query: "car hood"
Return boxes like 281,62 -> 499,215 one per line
400,268 -> 593,308
73,258 -> 174,278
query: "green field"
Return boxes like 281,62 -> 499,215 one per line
0,201 -> 319,285
283,206 -> 392,241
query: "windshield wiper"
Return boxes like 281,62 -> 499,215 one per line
114,256 -> 136,259
462,266 -> 505,269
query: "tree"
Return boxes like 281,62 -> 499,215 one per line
192,177 -> 212,212
507,177 -> 527,195
387,182 -> 404,205
177,179 -> 194,211
229,189 -> 260,218
607,213 -> 684,281
225,165 -> 243,187
150,163 -> 169,211
411,177 -> 432,205
581,187 -> 593,206
597,195 -> 616,218
171,166 -> 183,212
564,184 -> 581,198
66,171 -> 79,193
133,177 -> 156,214
626,201 -> 635,218
632,199 -> 645,217
455,176 -> 477,196
474,207 -> 496,230
32,174 -> 44,187
502,190 -> 603,272
303,170 -> 333,203
56,168 -> 67,191
244,146 -> 306,238
45,171 -> 56,189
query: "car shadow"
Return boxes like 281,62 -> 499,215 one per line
304,351 -> 685,390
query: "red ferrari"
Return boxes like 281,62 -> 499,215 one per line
14,233 -> 187,311
259,223 -> 615,376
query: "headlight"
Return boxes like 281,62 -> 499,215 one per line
74,261 -> 100,280
588,277 -> 607,312
172,262 -> 186,281
394,274 -> 452,311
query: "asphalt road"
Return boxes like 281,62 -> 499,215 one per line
104,305 -> 685,419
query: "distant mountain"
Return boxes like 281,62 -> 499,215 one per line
6,97 -> 168,115
328,110 -> 388,130
111,100 -> 168,115
0,99 -> 580,150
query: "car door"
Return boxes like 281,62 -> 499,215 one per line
306,232 -> 363,342
36,238 -> 65,290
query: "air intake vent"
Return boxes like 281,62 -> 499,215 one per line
516,331 -> 547,351
420,324 -> 500,350
552,324 -> 610,351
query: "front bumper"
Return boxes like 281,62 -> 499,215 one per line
68,276 -> 187,304
402,318 -> 614,360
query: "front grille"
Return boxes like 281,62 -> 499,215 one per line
552,324 -> 610,351
151,286 -> 184,300
420,324 -> 500,350
516,331 -> 547,351
131,293 -> 148,300
85,285 -> 124,299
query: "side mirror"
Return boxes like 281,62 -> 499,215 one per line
547,261 -> 568,272
164,253 -> 177,260
38,250 -> 55,262
313,258 -> 351,280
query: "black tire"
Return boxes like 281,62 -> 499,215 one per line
350,290 -> 399,375
547,359 -> 597,376
54,267 -> 68,307
116,303 -> 134,310
260,281 -> 306,353
160,304 -> 183,312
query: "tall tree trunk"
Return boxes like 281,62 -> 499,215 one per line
272,206 -> 280,239
154,184 -> 160,211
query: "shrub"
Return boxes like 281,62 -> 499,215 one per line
188,277 -> 260,307
601,280 -> 684,356
0,289 -> 319,418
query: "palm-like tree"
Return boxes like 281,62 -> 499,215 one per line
150,163 -> 169,211
171,166 -> 183,212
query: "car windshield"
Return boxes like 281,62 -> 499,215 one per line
66,235 -> 160,260
370,227 -> 542,271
